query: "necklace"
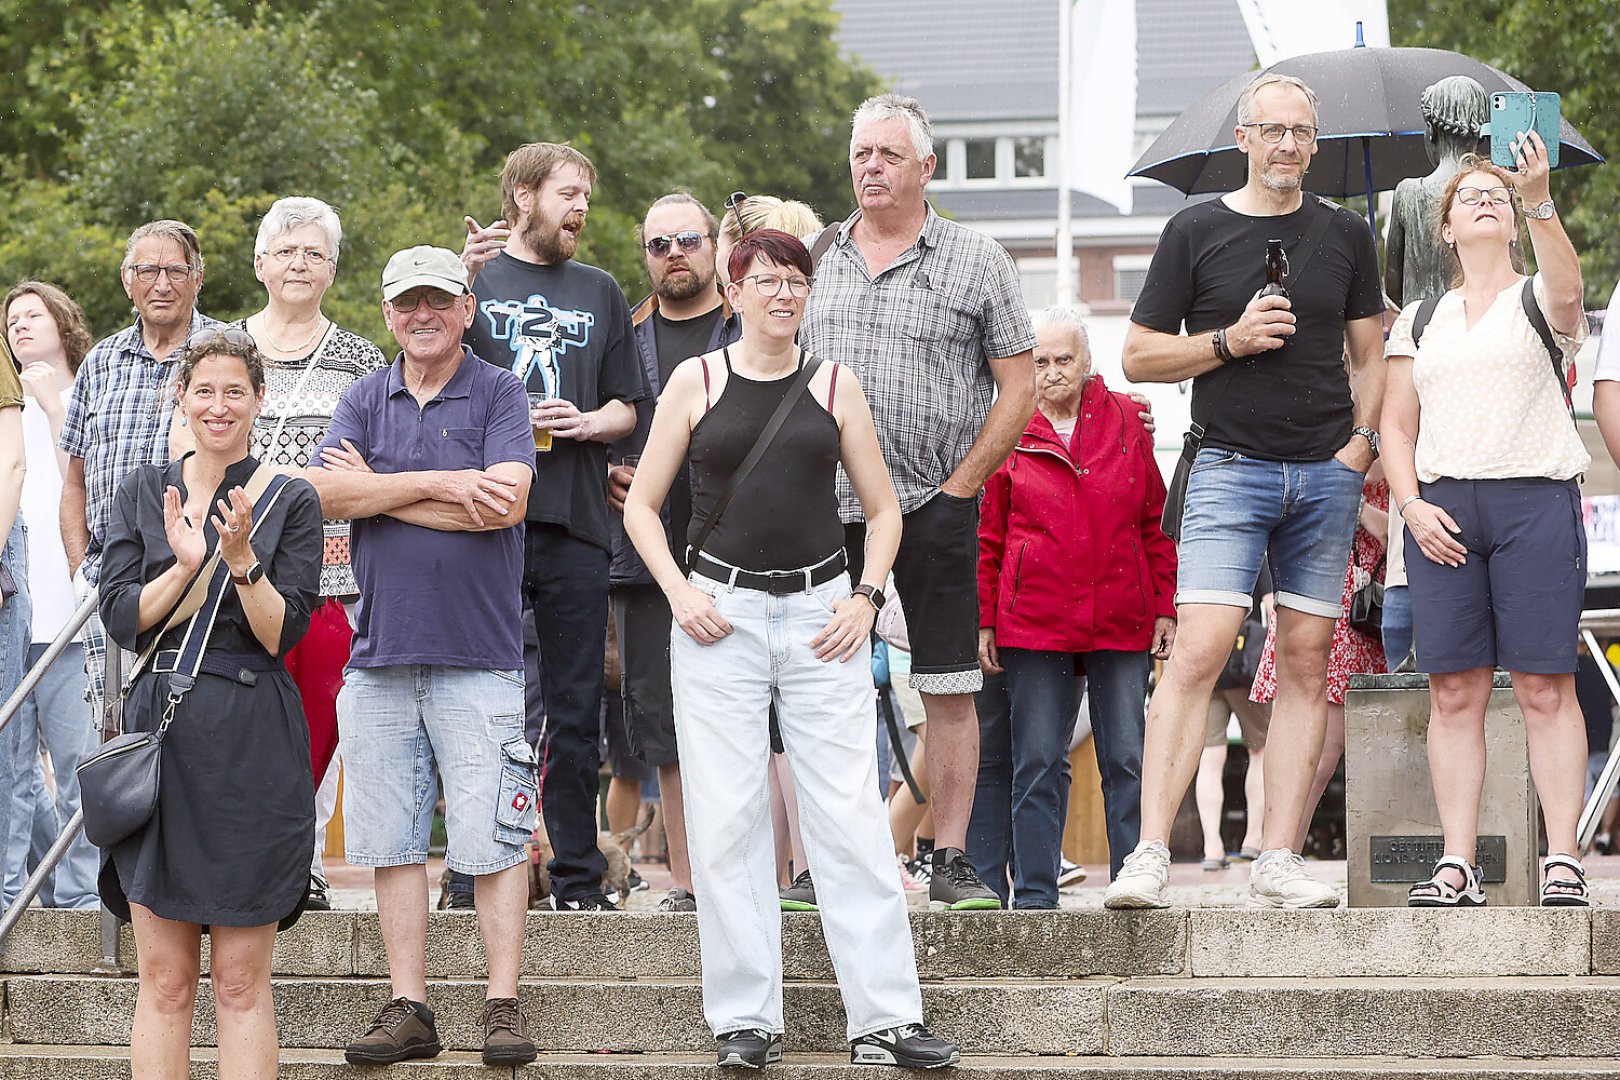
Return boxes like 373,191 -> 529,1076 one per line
258,312 -> 327,355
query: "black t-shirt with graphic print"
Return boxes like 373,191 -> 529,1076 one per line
464,252 -> 649,550
1131,196 -> 1384,462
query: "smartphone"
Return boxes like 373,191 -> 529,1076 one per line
1486,91 -> 1561,170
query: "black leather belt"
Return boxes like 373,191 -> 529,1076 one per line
691,550 -> 846,595
151,650 -> 281,687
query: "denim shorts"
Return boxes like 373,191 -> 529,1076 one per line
1176,447 -> 1364,617
1405,477 -> 1584,675
339,665 -> 536,875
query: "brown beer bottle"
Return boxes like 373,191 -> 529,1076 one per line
1260,239 -> 1289,299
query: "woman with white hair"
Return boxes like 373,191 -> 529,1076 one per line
971,306 -> 1176,903
176,197 -> 386,908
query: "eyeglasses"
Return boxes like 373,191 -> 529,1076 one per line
1241,123 -> 1319,145
738,274 -> 812,297
726,190 -> 747,235
645,231 -> 707,258
389,291 -> 462,311
1456,185 -> 1513,206
267,246 -> 331,266
127,263 -> 198,283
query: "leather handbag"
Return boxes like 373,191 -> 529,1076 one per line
77,468 -> 291,848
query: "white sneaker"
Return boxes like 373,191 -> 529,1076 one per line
1247,850 -> 1341,909
1103,840 -> 1171,909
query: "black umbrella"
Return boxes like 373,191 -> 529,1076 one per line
1129,46 -> 1604,198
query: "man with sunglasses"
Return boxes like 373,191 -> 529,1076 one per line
603,192 -> 739,914
1107,73 -> 1386,911
60,219 -> 221,722
459,142 -> 649,912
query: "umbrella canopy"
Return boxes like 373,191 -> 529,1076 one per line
1130,46 -> 1603,197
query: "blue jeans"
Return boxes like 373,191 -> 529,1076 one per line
0,520 -> 32,910
1381,584 -> 1414,668
5,642 -> 99,908
969,649 -> 1079,909
1177,448 -> 1364,616
1082,650 -> 1148,878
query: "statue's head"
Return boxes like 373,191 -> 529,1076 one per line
1421,76 -> 1489,149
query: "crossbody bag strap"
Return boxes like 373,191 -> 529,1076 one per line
122,465 -> 291,696
684,351 -> 824,575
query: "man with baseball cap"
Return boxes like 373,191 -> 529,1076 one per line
306,246 -> 539,1066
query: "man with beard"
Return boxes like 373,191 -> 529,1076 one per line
462,142 -> 649,911
1106,74 -> 1385,910
603,192 -> 739,913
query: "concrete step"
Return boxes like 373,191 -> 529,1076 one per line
9,973 -> 1620,1057
3,1047 -> 1620,1079
4,908 -> 1614,980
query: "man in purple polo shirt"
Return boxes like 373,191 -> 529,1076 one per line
305,246 -> 538,1068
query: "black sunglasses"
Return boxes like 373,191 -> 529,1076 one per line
645,231 -> 707,258
182,326 -> 257,355
725,190 -> 747,235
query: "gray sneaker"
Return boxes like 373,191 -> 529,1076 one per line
780,869 -> 817,911
657,887 -> 698,912
928,848 -> 1002,911
1103,840 -> 1171,909
344,997 -> 442,1065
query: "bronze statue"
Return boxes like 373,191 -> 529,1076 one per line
1385,75 -> 1489,307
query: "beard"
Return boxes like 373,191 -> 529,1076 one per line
654,261 -> 715,302
524,210 -> 583,263
1258,156 -> 1306,193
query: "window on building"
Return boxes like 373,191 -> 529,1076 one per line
935,141 -> 952,181
1114,254 -> 1154,304
1014,137 -> 1046,178
965,139 -> 997,180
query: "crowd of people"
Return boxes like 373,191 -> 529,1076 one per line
0,74 -> 1616,1077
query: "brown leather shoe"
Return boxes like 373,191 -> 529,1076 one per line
481,997 -> 537,1066
344,997 -> 442,1065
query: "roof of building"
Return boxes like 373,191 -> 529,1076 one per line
831,0 -> 1256,124
932,184 -> 1214,222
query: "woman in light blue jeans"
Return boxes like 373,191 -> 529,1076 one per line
0,329 -> 31,912
624,230 -> 958,1071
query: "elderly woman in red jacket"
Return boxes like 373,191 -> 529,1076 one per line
969,307 -> 1176,905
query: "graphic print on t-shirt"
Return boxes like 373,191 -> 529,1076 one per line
476,293 -> 596,400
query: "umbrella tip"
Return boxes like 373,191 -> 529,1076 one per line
1354,20 -> 1365,47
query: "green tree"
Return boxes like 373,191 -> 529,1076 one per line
1391,0 -> 1620,304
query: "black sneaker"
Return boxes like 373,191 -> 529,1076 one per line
344,997 -> 442,1065
550,891 -> 620,912
717,1028 -> 783,1068
928,848 -> 1002,911
850,1023 -> 960,1068
779,869 -> 817,911
305,872 -> 332,912
626,867 -> 650,893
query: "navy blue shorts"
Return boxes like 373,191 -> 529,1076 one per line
1405,477 -> 1584,675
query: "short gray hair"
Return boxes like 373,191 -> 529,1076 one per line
1236,73 -> 1320,127
1032,306 -> 1091,355
121,219 -> 203,275
852,93 -> 934,161
255,197 -> 343,262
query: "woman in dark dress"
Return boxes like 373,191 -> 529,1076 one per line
98,327 -> 322,1079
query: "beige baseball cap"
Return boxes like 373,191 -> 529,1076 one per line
381,246 -> 469,301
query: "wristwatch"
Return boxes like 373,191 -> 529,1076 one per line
1351,426 -> 1380,458
852,583 -> 886,611
1524,199 -> 1556,220
231,561 -> 265,587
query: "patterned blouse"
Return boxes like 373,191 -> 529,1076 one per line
240,320 -> 386,597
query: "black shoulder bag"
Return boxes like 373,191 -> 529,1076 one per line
684,349 -> 824,574
1161,197 -> 1338,542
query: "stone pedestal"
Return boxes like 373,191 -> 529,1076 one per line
1345,672 -> 1539,907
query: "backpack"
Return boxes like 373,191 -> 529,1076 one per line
1410,277 -> 1572,419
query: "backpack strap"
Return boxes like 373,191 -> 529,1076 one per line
1411,295 -> 1442,348
1520,277 -> 1573,416
808,220 -> 846,271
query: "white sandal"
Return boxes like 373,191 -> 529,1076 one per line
1540,853 -> 1590,907
1407,855 -> 1485,908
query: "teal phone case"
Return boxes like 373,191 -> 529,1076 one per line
1485,91 -> 1561,170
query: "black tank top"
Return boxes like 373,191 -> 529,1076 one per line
686,349 -> 843,571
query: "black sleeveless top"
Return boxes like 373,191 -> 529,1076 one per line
686,349 -> 843,571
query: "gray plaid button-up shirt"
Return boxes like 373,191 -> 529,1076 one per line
60,311 -> 221,584
800,206 -> 1036,522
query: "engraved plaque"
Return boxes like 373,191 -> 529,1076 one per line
1368,835 -> 1509,884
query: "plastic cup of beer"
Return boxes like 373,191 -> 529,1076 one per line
528,394 -> 553,452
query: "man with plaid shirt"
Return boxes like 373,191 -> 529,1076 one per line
799,94 -> 1037,911
60,220 -> 220,721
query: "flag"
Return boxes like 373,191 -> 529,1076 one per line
1069,0 -> 1138,214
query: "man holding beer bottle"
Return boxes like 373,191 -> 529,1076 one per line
460,142 -> 650,911
1105,73 -> 1386,911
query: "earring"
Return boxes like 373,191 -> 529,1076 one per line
179,413 -> 188,427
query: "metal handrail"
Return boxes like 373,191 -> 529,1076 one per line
0,590 -> 121,962
1578,624 -> 1620,853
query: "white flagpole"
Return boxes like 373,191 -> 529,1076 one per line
1056,0 -> 1076,307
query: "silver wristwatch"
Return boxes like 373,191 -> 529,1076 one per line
1351,426 -> 1380,458
1524,199 -> 1556,220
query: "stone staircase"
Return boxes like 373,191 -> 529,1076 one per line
2,907 -> 1619,1076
